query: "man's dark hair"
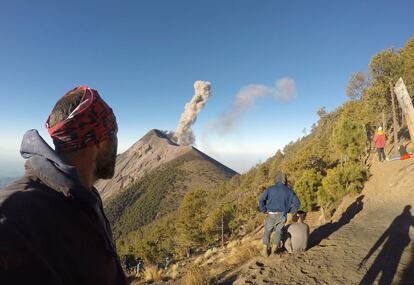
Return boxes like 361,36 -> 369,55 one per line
297,210 -> 306,220
48,89 -> 84,128
399,145 -> 408,156
275,172 -> 287,185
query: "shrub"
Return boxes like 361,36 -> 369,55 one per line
330,115 -> 366,163
294,170 -> 323,212
318,163 -> 368,207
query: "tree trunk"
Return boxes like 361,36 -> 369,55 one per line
186,247 -> 191,258
319,207 -> 327,225
394,78 -> 414,143
405,116 -> 414,142
390,82 -> 399,151
221,209 -> 224,248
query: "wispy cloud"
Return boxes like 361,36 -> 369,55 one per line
214,77 -> 297,133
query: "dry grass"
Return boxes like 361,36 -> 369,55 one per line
178,243 -> 258,285
143,265 -> 162,282
241,236 -> 253,244
226,240 -> 241,250
194,256 -> 204,264
129,279 -> 141,285
182,265 -> 211,285
224,244 -> 257,267
203,247 -> 218,259
169,264 -> 180,280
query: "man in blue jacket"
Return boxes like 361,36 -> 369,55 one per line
259,172 -> 301,256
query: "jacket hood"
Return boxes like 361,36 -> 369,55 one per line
275,172 -> 287,185
20,129 -> 97,205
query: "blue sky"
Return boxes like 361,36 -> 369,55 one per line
0,0 -> 413,176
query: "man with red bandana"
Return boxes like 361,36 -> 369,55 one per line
0,87 -> 127,285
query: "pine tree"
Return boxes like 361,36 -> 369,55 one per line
294,170 -> 323,212
402,36 -> 414,96
330,117 -> 366,163
203,203 -> 236,245
175,190 -> 207,254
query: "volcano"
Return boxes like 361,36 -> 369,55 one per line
95,129 -> 237,238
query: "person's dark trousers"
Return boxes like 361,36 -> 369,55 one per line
376,148 -> 386,161
263,213 -> 286,247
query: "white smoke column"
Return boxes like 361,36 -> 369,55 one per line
175,80 -> 212,145
215,77 -> 297,133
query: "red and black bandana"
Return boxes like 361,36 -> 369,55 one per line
46,86 -> 118,152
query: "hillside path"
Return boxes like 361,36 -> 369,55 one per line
226,159 -> 414,285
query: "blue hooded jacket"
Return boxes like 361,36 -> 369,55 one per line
258,182 -> 301,214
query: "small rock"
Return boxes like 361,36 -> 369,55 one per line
255,261 -> 265,267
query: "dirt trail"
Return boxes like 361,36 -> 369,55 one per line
225,159 -> 414,285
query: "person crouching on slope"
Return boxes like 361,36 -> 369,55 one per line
284,211 -> 310,254
373,126 -> 386,162
258,172 -> 301,256
0,86 -> 127,285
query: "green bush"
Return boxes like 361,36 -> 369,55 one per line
330,117 -> 366,162
318,163 -> 368,207
294,170 -> 323,212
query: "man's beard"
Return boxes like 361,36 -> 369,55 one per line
95,136 -> 117,179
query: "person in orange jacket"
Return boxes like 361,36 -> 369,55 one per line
373,126 -> 386,162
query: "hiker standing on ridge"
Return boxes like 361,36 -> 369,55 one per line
374,126 -> 386,162
0,86 -> 126,285
259,172 -> 301,256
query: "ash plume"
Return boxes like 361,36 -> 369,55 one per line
174,80 -> 212,145
215,77 -> 296,133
